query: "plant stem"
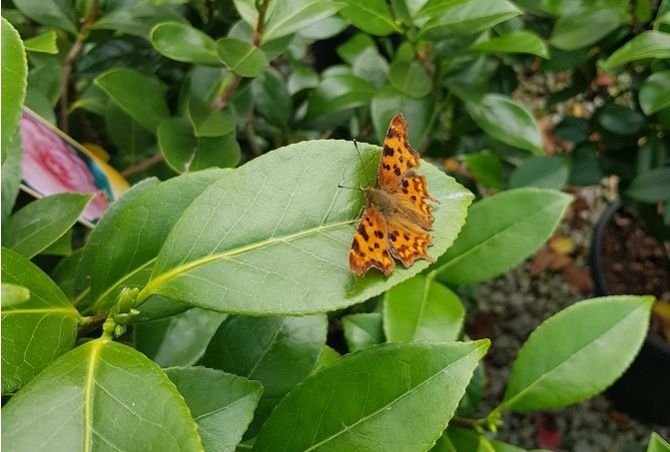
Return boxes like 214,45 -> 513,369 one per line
120,153 -> 165,177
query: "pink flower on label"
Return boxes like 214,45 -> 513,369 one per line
19,114 -> 109,221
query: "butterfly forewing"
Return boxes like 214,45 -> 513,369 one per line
349,205 -> 395,276
377,113 -> 420,190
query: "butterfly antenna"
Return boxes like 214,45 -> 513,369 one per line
353,138 -> 372,188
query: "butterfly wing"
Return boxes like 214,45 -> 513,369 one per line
392,171 -> 436,229
386,216 -> 434,268
349,204 -> 395,276
377,113 -> 420,191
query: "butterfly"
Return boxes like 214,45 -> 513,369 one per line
349,113 -> 437,277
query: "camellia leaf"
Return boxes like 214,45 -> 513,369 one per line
339,0 -> 399,36
420,0 -> 521,40
647,432 -> 670,452
23,31 -> 59,54
165,367 -> 262,452
187,98 -> 236,137
384,274 -> 465,343
4,193 -> 92,259
1,248 -> 81,394
388,61 -> 432,98
305,75 -> 376,120
471,30 -> 549,58
464,152 -> 502,189
1,283 -> 30,307
639,70 -> 670,116
253,341 -> 489,451
495,296 -> 654,412
342,312 -> 384,352
251,69 -> 293,128
434,188 -> 571,285
1,18 -> 27,163
509,156 -> 569,190
91,2 -> 187,38
551,9 -> 623,50
371,87 -> 434,146
627,167 -> 670,202
217,37 -> 268,77
603,31 -> 670,69
2,339 -> 203,451
150,21 -> 220,66
1,134 -> 23,226
13,0 -> 77,33
136,140 -> 473,314
262,0 -> 343,41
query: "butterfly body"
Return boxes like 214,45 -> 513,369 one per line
349,113 -> 437,277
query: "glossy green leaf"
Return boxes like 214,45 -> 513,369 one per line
165,367 -> 262,452
298,14 -> 348,40
187,98 -> 236,138
551,9 -> 623,50
138,140 -> 473,314
640,70 -> 670,115
287,66 -> 319,94
647,432 -> 670,452
384,275 -> 465,343
627,168 -> 670,202
371,87 -> 434,146
509,156 -> 569,190
434,189 -> 571,285
13,0 -> 77,33
23,31 -> 59,54
94,68 -> 170,133
464,94 -> 543,153
4,193 -> 92,259
135,308 -> 227,367
352,47 -> 389,88
420,0 -> 521,40
603,31 -> 670,69
41,229 -> 72,256
217,38 -> 268,77
3,339 -> 203,450
254,341 -> 489,451
306,75 -> 376,120
1,248 -> 80,394
342,312 -> 384,352
388,61 -> 432,98
151,21 -> 220,66
337,33 -> 376,64
91,2 -> 186,38
471,31 -> 549,58
434,425 -> 483,452
596,103 -> 645,135
497,296 -> 653,412
1,18 -> 27,163
339,0 -> 399,36
1,134 -> 23,226
263,0 -> 342,41
464,152 -> 502,189
104,104 -> 155,158
1,283 -> 30,307
202,315 -> 327,434
315,345 -> 341,371
251,69 -> 292,127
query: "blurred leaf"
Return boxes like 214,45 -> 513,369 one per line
251,69 -> 292,128
457,360 -> 486,417
76,37 -> 162,79
640,70 -> 670,115
165,367 -> 262,452
342,312 -> 384,352
370,86 -> 435,145
647,432 -> 670,452
603,31 -> 670,69
554,116 -> 590,143
569,144 -> 603,186
91,1 -> 186,38
298,14 -> 348,40
420,0 -> 521,40
23,31 -> 58,54
388,61 -> 432,98
551,9 -> 623,50
306,75 -> 375,119
187,98 -> 235,137
434,425 -> 483,451
1,247 -> 80,394
471,31 -> 549,58
464,152 -> 502,188
337,33 -> 375,64
627,168 -> 670,202
509,156 -> 569,190
434,189 -> 571,285
287,66 -> 319,94
596,103 -> 645,136
1,283 -> 30,308
315,345 -> 341,370
13,0 -> 77,33
4,194 -> 92,259
339,0 -> 399,36
95,68 -> 170,133
637,139 -> 667,174
263,0 -> 342,41
384,275 -> 465,343
1,135 -> 22,227
352,47 -> 389,88
41,230 -> 72,256
150,21 -> 220,66
104,104 -> 155,164
217,37 -> 268,77
497,296 -> 653,412
254,341 -> 489,451
1,18 -> 27,163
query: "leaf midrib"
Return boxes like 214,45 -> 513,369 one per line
83,340 -> 103,452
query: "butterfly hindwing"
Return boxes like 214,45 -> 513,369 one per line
377,113 -> 420,191
349,204 -> 395,276
392,172 -> 435,227
386,216 -> 433,268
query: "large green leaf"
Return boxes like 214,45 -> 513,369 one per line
388,61 -> 432,98
384,274 -> 465,343
165,367 -> 262,452
339,0 -> 399,36
202,315 -> 327,434
13,0 -> 77,33
306,75 -> 376,120
639,70 -> 670,116
551,9 -> 623,50
2,339 -> 203,451
253,341 -> 489,451
4,193 -> 92,259
150,21 -> 220,66
627,168 -> 670,202
217,38 -> 268,78
263,0 -> 342,41
647,432 -> 670,452
94,68 -> 170,133
509,156 -> 569,190
1,248 -> 81,394
434,189 -> 571,285
1,18 -> 27,163
342,312 -> 384,352
471,30 -> 549,58
464,94 -> 543,153
496,296 -> 653,412
1,283 -> 30,307
420,0 -> 521,40
603,31 -> 670,69
137,140 -> 473,314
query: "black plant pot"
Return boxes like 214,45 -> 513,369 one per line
590,201 -> 670,425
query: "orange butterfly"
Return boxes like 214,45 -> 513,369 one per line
349,113 -> 437,277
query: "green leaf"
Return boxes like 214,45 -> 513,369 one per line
627,168 -> 670,202
158,117 -> 241,173
471,31 -> 549,58
603,31 -> 670,69
94,68 -> 170,133
288,66 -> 319,94
13,0 -> 77,33
41,229 -> 72,256
306,75 -> 376,120
2,339 -> 203,450
509,156 -> 569,190
434,188 -> 571,285
339,0 -> 399,36
1,134 -> 23,226
420,0 -> 521,40
384,275 -> 465,343
263,0 -> 343,41
251,69 -> 292,128
352,47 -> 389,88
315,345 -> 341,371
1,283 -> 30,307
371,87 -> 435,146
647,432 -> 670,452
253,341 -> 489,451
203,315 -> 327,434
1,248 -> 80,394
639,70 -> 670,115
217,38 -> 268,78
388,61 -> 432,98
23,31 -> 59,54
150,21 -> 220,66
135,308 -> 227,367
4,193 -> 92,259
187,98 -> 236,138
1,18 -> 27,163
138,140 -> 473,314
91,2 -> 187,38
464,94 -> 543,153
434,425 -> 483,452
298,14 -> 348,40
104,104 -> 155,159
497,296 -> 654,412
596,103 -> 645,135
165,367 -> 262,452
337,33 -> 376,64
551,9 -> 623,50
342,312 -> 384,352
464,152 -> 502,189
